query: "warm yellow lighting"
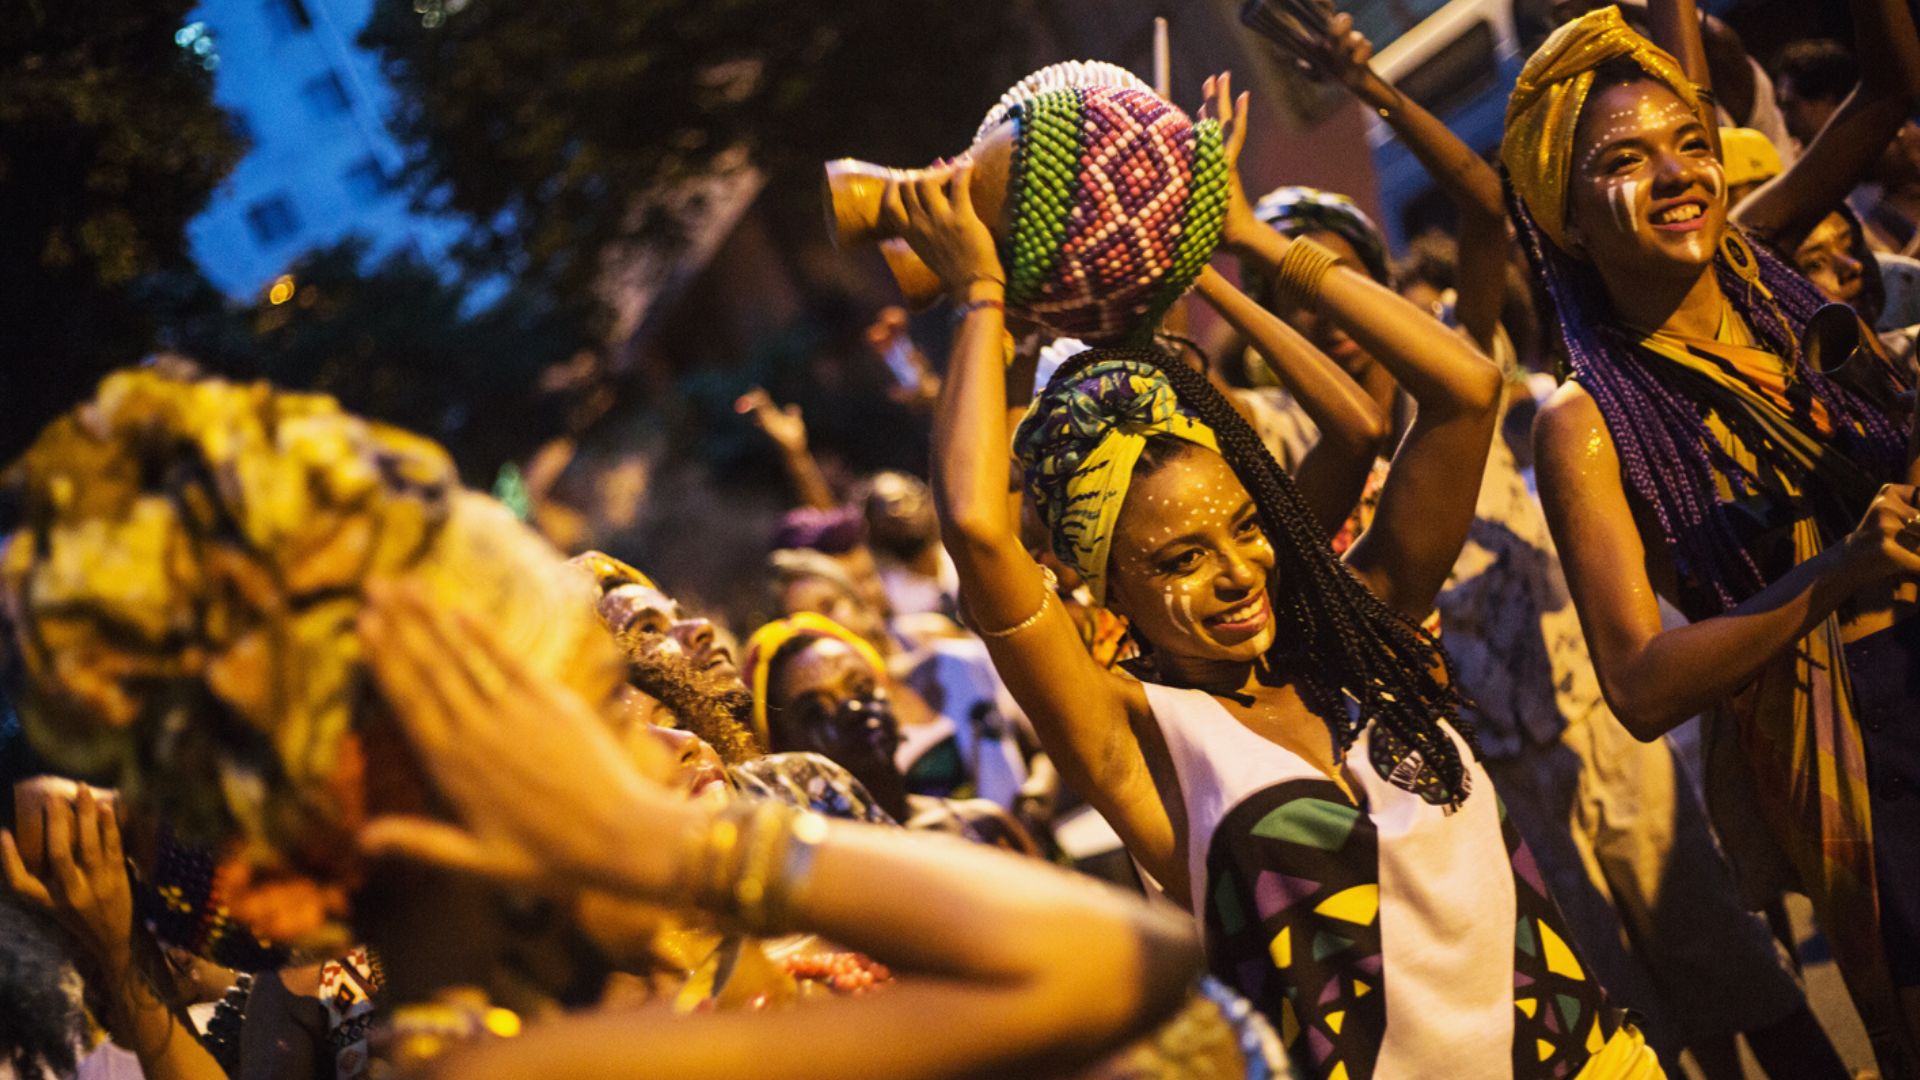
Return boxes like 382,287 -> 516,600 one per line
268,275 -> 295,305
482,1007 -> 522,1038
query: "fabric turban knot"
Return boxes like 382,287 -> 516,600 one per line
743,612 -> 888,749
1014,356 -> 1219,607
1501,5 -> 1710,254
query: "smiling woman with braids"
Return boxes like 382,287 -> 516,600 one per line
899,65 -> 1656,1078
1511,0 -> 1920,1065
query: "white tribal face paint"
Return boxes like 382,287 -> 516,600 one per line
1607,178 -> 1643,236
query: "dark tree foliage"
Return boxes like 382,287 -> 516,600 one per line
0,0 -> 245,463
190,238 -> 602,484
361,0 -> 1032,307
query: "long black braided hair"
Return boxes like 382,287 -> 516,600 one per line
1039,342 -> 1479,807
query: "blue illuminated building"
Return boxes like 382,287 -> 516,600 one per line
184,0 -> 464,298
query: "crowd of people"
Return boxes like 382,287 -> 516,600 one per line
5,0 -> 1920,1077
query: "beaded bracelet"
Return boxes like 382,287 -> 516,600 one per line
975,565 -> 1058,639
951,297 -> 1006,325
1273,235 -> 1341,312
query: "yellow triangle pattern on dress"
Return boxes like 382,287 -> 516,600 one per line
1328,1065 -> 1349,1080
1279,998 -> 1300,1047
1326,1010 -> 1345,1034
1313,883 -> 1380,925
1354,978 -> 1371,998
1516,997 -> 1537,1018
1537,920 -> 1584,980
1269,926 -> 1292,968
1587,1017 -> 1606,1054
1536,1038 -> 1556,1062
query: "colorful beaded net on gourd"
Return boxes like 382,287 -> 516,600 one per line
981,62 -> 1229,345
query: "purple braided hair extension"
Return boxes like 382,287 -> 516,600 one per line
1507,177 -> 1904,614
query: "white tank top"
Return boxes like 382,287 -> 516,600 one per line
1141,681 -> 1616,1079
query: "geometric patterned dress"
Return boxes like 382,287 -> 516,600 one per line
1142,682 -> 1626,1079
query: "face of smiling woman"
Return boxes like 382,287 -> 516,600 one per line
1105,443 -> 1278,675
1564,78 -> 1727,282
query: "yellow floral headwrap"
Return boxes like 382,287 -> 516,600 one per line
743,612 -> 888,748
1014,355 -> 1220,606
1501,5 -> 1711,253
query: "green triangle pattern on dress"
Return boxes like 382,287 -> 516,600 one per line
1516,916 -> 1537,957
1312,930 -> 1354,961
1556,993 -> 1583,1032
1213,872 -> 1246,936
1249,798 -> 1360,851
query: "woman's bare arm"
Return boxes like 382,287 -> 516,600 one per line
1535,382 -> 1920,737
1233,221 -> 1502,618
353,585 -> 1201,1080
1317,12 -> 1510,353
1732,0 -> 1920,250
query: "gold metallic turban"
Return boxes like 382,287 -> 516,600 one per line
1501,5 -> 1710,253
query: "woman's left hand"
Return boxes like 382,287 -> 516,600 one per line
880,161 -> 1004,303
355,581 -> 687,898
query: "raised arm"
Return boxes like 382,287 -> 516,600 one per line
737,388 -> 838,511
1231,214 -> 1502,619
1535,382 -> 1920,738
355,584 -> 1200,1080
1732,0 -> 1920,250
879,164 -> 1181,891
1315,15 -> 1510,352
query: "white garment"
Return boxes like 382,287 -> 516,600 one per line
1144,682 -> 1526,1079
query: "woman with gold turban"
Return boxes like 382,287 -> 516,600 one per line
903,56 -> 1665,1077
1512,0 -> 1920,1066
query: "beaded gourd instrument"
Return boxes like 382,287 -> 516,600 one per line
825,61 -> 1229,345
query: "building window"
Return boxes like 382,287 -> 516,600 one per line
262,0 -> 312,35
245,194 -> 302,247
342,157 -> 391,204
301,71 -> 351,118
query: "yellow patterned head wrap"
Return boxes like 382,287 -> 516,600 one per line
1501,5 -> 1710,254
1014,354 -> 1220,606
743,612 -> 888,748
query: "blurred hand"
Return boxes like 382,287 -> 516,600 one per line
3,781 -> 134,969
1197,72 -> 1258,249
1324,10 -> 1384,96
735,387 -> 809,457
355,581 -> 685,898
879,161 -> 1003,303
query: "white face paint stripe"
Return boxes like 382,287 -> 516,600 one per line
1608,178 -> 1642,235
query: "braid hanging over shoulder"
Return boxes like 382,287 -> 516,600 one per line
1026,343 -> 1479,807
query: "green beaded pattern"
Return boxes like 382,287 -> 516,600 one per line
1003,88 -> 1085,307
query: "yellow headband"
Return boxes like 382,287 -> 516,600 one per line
1017,360 -> 1220,607
743,612 -> 888,749
1501,5 -> 1709,253
568,550 -> 659,595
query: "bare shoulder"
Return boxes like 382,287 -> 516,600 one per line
1532,380 -> 1617,477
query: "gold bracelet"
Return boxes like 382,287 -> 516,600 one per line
680,801 -> 753,911
732,802 -> 791,931
764,810 -> 829,932
1274,235 -> 1341,312
975,566 -> 1058,639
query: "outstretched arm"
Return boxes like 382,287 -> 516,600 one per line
1535,382 -> 1920,737
355,584 -> 1200,1080
1732,0 -> 1920,250
1315,13 -> 1510,353
737,388 -> 838,511
1231,216 -> 1502,619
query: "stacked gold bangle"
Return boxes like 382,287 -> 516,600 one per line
1273,235 -> 1340,312
680,800 -> 829,935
